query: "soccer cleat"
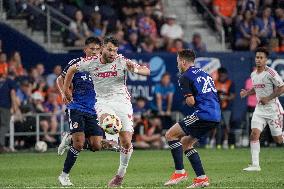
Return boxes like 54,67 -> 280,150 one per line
101,139 -> 120,152
164,172 -> 188,186
187,177 -> 210,188
58,132 -> 72,156
108,175 -> 124,187
58,174 -> 73,186
243,164 -> 261,171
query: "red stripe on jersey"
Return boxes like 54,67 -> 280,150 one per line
267,68 -> 276,77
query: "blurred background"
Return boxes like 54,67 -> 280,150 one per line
0,0 -> 284,153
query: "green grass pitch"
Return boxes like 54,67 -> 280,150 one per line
0,148 -> 283,188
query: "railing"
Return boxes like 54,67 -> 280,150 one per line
26,3 -> 83,51
0,0 -> 4,20
191,0 -> 225,50
6,112 -> 66,151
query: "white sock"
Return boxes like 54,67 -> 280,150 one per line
175,169 -> 185,174
250,140 -> 260,166
61,171 -> 68,177
197,175 -> 206,179
117,145 -> 133,177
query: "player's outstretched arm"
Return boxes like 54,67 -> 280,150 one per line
240,88 -> 255,98
63,65 -> 78,103
126,61 -> 150,76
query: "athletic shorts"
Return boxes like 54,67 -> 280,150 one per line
251,113 -> 283,136
66,109 -> 103,137
179,113 -> 219,140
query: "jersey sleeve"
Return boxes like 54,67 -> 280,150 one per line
268,69 -> 284,87
61,61 -> 74,78
179,75 -> 193,98
119,54 -> 139,70
75,56 -> 97,72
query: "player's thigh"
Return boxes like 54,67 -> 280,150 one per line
251,114 -> 266,133
66,109 -> 86,134
113,102 -> 134,133
165,122 -> 186,141
177,113 -> 218,140
72,132 -> 85,150
95,101 -> 116,123
84,113 -> 104,138
267,114 -> 283,137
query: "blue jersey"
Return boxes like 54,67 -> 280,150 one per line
178,66 -> 221,122
61,58 -> 96,115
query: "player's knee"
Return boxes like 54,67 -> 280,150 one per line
165,130 -> 174,141
72,142 -> 84,151
90,142 -> 102,152
120,141 -> 132,149
273,137 -> 283,144
250,131 -> 259,141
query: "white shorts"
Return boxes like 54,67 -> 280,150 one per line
251,113 -> 283,136
95,98 -> 134,133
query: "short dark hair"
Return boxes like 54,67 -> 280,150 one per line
177,49 -> 196,62
255,47 -> 269,57
161,72 -> 171,79
85,37 -> 102,46
103,36 -> 119,47
218,67 -> 228,74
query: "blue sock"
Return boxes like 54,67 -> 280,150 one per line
63,146 -> 80,174
184,148 -> 205,177
168,140 -> 184,170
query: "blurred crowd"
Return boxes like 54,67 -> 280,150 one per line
2,0 -> 201,53
193,0 -> 284,52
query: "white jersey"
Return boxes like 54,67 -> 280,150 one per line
76,54 -> 135,101
251,66 -> 284,117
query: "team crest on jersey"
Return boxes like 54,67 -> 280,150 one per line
111,64 -> 117,70
73,122 -> 79,129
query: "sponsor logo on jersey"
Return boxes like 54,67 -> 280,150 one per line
97,71 -> 118,78
253,84 -> 265,88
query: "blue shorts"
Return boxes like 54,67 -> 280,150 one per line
179,114 -> 219,140
66,109 -> 103,137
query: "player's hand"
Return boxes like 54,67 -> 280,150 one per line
64,90 -> 73,104
61,93 -> 68,104
259,97 -> 270,105
126,61 -> 136,72
240,89 -> 247,98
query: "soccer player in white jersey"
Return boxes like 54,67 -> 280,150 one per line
240,47 -> 284,171
63,36 -> 150,187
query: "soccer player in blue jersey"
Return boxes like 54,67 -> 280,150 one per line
164,49 -> 221,188
57,37 -> 114,186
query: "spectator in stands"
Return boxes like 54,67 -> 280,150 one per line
122,16 -> 139,38
213,0 -> 237,40
168,38 -> 184,53
31,92 -> 56,143
121,31 -> 142,53
256,6 -> 276,46
160,14 -> 183,41
275,7 -> 284,52
35,63 -> 45,83
114,29 -> 128,51
138,5 -> 158,39
152,72 -> 175,130
69,10 -> 91,46
187,33 -> 207,52
16,80 -> 32,107
47,65 -> 62,88
235,10 -> 260,50
141,36 -> 156,53
0,72 -> 18,152
0,52 -> 8,76
0,40 -> 3,53
214,67 -> 236,149
133,116 -> 163,149
99,0 -> 120,33
88,12 -> 108,40
8,51 -> 25,76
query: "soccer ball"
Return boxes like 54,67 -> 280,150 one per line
35,141 -> 48,152
101,114 -> 122,135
